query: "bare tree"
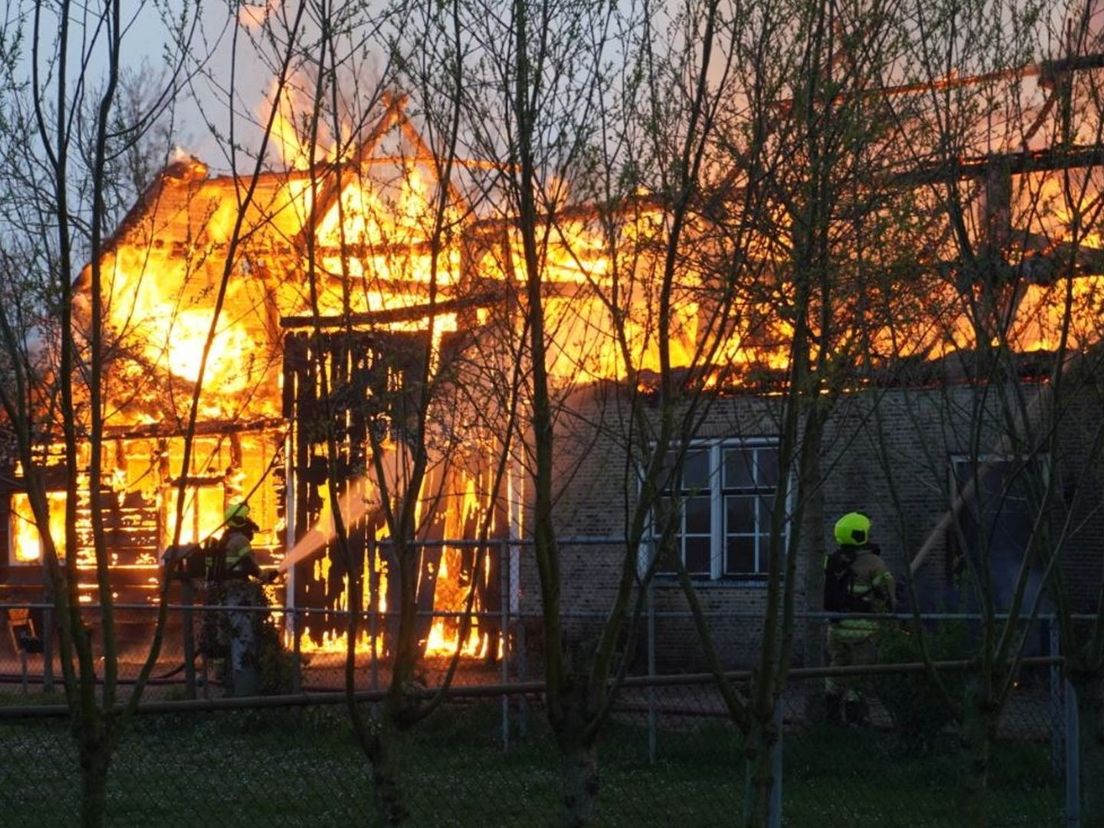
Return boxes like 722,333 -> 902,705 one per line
0,2 -> 205,823
446,0 -> 798,822
624,1 -> 950,823
865,1 -> 1104,824
0,1 -> 350,821
239,2 -> 527,822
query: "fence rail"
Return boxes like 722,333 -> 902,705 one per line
0,659 -> 1073,827
0,601 -> 1084,826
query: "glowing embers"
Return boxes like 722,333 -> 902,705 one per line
422,545 -> 497,659
290,544 -> 493,660
282,472 -> 496,660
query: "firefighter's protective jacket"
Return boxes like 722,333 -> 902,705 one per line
222,526 -> 262,580
832,548 -> 895,640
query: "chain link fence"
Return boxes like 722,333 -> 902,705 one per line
0,604 -> 1076,826
0,668 -> 1066,826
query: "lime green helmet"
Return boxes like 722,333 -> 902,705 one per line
834,512 -> 871,546
225,502 -> 250,526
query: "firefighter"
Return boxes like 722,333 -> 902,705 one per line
220,502 -> 263,580
209,502 -> 270,696
823,511 -> 896,726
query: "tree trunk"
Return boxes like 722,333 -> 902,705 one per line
959,693 -> 996,828
1074,673 -> 1104,828
367,723 -> 408,826
79,725 -> 113,828
561,740 -> 599,828
799,433 -> 827,722
741,711 -> 777,828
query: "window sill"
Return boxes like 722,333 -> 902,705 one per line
653,574 -> 768,587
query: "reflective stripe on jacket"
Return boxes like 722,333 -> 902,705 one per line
222,528 -> 260,579
832,550 -> 895,639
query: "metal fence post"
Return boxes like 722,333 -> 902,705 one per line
511,536 -> 527,740
42,604 -> 54,694
1065,678 -> 1081,828
291,606 -> 302,694
1049,616 -> 1063,779
516,620 -> 529,739
647,579 -> 656,764
500,539 -> 509,750
182,580 -> 196,699
369,538 -> 379,692
769,701 -> 783,828
199,604 -> 210,699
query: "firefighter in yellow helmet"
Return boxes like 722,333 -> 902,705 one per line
823,511 -> 896,726
207,502 -> 269,696
220,502 -> 263,580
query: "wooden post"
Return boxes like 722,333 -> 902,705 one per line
647,580 -> 656,763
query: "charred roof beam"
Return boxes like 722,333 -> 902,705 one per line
279,288 -> 506,330
898,143 -> 1104,188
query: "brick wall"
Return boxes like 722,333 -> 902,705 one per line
515,377 -> 1104,671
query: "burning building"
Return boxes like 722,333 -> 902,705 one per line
3,44 -> 1104,672
0,95 -> 524,655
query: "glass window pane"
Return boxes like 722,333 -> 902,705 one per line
756,448 -> 780,486
757,534 -> 773,571
686,496 -> 711,534
683,449 -> 710,491
686,537 -> 711,575
655,540 -> 680,573
725,536 -> 755,574
724,448 -> 753,489
726,495 -> 755,533
654,497 -> 675,533
758,495 -> 775,531
659,452 -> 678,494
954,459 -> 1015,502
979,462 -> 1010,501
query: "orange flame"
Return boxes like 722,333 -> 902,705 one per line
87,87 -> 1104,656
9,492 -> 67,563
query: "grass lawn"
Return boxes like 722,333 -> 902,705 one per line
0,702 -> 1061,826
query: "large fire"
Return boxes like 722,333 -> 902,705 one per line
17,76 -> 1097,665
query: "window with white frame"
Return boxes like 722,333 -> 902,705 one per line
654,439 -> 781,579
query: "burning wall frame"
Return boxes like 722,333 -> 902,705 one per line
280,322 -> 509,656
